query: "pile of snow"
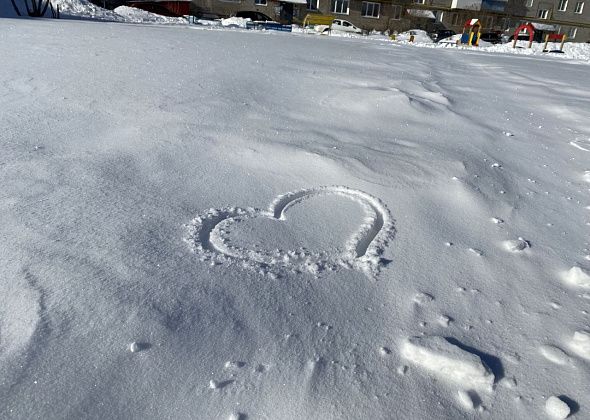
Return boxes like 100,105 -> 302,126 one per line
401,336 -> 495,391
220,16 -> 250,28
545,396 -> 571,419
51,0 -> 125,21
394,29 -> 434,43
437,33 -> 492,47
114,6 -> 187,24
408,35 -> 590,62
570,330 -> 590,359
0,0 -> 120,19
562,266 -> 590,288
1,0 -> 188,24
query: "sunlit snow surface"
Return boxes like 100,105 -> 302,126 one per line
1,18 -> 590,420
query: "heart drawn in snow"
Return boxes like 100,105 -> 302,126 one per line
185,186 -> 395,276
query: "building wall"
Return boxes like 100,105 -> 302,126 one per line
190,0 -> 437,32
522,0 -> 589,40
190,0 -> 590,41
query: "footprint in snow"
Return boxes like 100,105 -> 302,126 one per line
502,238 -> 530,252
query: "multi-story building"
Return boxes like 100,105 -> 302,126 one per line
189,0 -> 589,41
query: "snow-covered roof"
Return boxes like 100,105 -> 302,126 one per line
531,22 -> 556,31
406,9 -> 436,19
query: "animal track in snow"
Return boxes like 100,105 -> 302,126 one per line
186,186 -> 395,275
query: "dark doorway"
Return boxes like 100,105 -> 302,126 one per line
280,2 -> 294,24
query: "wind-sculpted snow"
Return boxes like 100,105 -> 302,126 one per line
186,186 -> 395,276
2,17 -> 590,420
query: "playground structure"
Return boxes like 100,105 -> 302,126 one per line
512,23 -> 536,48
302,14 -> 335,33
543,33 -> 567,53
512,22 -> 561,49
459,19 -> 482,46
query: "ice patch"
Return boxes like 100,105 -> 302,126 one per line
570,330 -> 590,360
562,266 -> 590,288
583,171 -> 590,183
186,186 -> 395,276
545,396 -> 571,419
400,336 -> 494,391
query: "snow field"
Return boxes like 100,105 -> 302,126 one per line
0,17 -> 589,420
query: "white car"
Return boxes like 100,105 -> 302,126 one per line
331,19 -> 363,34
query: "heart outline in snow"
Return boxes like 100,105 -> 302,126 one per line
185,186 -> 395,276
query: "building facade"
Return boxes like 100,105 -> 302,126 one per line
189,0 -> 589,41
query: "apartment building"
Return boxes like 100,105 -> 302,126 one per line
190,0 -> 590,41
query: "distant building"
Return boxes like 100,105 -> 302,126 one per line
188,0 -> 589,41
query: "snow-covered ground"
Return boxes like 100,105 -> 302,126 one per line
1,16 -> 590,420
409,36 -> 590,63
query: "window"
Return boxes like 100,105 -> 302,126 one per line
485,16 -> 493,27
255,0 -> 267,4
574,1 -> 584,12
557,0 -> 567,10
451,13 -> 459,25
537,8 -> 549,18
567,27 -> 577,37
391,4 -> 401,19
361,1 -> 380,17
306,0 -> 319,9
525,0 -> 533,6
331,0 -> 349,14
414,0 -> 425,3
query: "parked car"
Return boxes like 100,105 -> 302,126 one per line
430,29 -> 456,42
479,31 -> 503,44
331,19 -> 363,34
235,11 -> 274,22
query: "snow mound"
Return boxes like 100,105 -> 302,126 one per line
400,336 -> 495,391
562,266 -> 590,288
539,345 -> 571,365
570,331 -> 590,359
545,396 -> 571,419
53,0 -> 125,21
394,29 -> 433,43
2,0 -> 187,23
221,17 -> 250,28
114,6 -> 187,24
413,37 -> 590,62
